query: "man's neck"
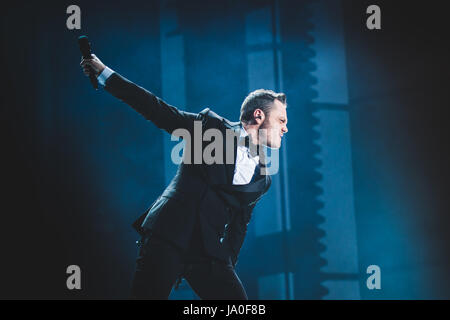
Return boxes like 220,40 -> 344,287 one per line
242,122 -> 260,145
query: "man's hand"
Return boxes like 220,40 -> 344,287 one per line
80,54 -> 106,77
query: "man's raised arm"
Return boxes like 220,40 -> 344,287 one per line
80,54 -> 201,135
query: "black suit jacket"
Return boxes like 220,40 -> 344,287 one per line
103,72 -> 271,266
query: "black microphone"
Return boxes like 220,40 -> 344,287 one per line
78,35 -> 98,90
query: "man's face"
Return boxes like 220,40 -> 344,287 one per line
259,99 -> 288,149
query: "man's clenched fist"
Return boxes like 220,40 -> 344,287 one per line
80,54 -> 106,77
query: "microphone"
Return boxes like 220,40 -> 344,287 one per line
78,35 -> 98,90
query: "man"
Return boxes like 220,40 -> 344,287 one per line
80,54 -> 288,299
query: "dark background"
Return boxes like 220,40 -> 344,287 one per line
1,0 -> 449,299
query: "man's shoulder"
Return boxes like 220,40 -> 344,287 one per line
199,107 -> 240,130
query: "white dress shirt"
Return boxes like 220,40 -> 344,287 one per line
97,68 -> 258,185
232,127 -> 259,185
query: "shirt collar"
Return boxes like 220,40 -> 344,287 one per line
239,126 -> 259,160
240,126 -> 249,138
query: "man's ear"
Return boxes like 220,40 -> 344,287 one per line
253,109 -> 265,124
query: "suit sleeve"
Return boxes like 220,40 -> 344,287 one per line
223,203 -> 256,267
104,72 -> 201,135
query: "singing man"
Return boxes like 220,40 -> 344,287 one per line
81,53 -> 288,299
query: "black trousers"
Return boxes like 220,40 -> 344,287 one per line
130,222 -> 248,300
